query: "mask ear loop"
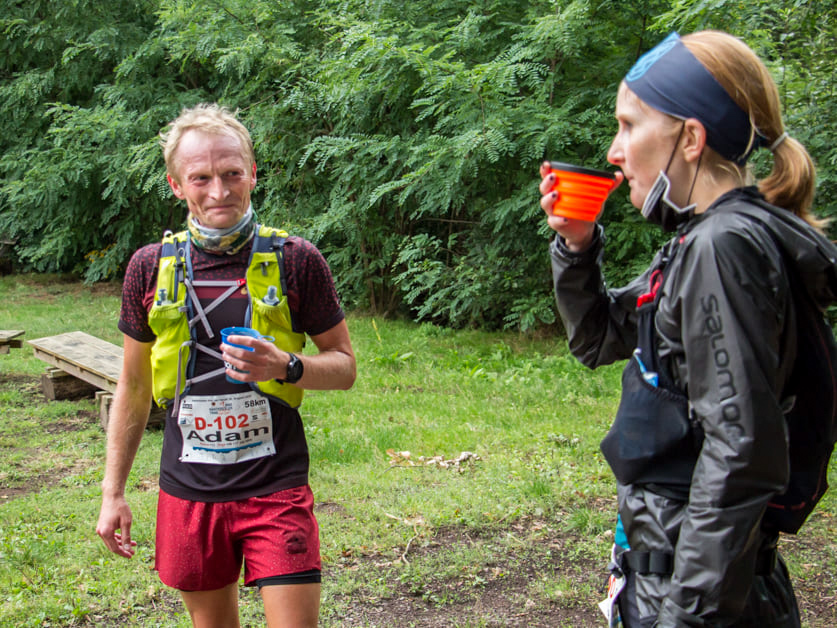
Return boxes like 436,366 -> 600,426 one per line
686,151 -> 702,207
666,121 -> 702,208
663,122 -> 686,175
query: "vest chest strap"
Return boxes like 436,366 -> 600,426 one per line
173,341 -> 229,412
184,278 -> 245,338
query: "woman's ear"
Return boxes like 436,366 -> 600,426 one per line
682,118 -> 707,163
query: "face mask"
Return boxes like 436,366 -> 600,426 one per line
641,170 -> 696,232
188,204 -> 256,255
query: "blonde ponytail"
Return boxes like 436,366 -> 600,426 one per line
682,31 -> 825,231
761,135 -> 825,230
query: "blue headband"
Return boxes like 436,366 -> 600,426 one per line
625,32 -> 764,165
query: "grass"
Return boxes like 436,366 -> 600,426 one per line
0,273 -> 835,627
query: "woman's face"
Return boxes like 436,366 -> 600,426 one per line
607,84 -> 683,210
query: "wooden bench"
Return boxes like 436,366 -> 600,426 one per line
0,330 -> 25,354
27,331 -> 164,429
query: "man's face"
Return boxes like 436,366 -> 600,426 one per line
167,129 -> 257,230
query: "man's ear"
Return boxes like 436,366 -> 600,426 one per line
682,118 -> 707,163
167,173 -> 185,199
250,162 -> 257,190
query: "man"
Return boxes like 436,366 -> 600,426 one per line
96,103 -> 356,627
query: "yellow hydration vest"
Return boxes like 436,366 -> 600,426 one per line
147,225 -> 305,410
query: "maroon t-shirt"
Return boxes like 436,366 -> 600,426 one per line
119,234 -> 345,502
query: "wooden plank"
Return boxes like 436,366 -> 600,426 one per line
28,331 -> 164,431
27,331 -> 122,393
0,330 -> 24,353
41,367 -> 100,401
96,391 -> 112,430
98,391 -> 166,431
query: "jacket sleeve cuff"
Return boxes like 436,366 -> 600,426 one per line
550,224 -> 605,266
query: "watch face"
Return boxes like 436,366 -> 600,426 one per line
286,353 -> 303,382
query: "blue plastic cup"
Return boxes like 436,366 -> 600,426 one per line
220,327 -> 275,383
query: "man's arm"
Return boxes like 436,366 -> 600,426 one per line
298,318 -> 356,390
95,335 -> 153,558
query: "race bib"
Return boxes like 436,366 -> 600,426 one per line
598,544 -> 626,627
177,391 -> 275,465
598,572 -> 625,626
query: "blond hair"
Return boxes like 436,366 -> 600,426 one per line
681,31 -> 824,230
160,103 -> 255,181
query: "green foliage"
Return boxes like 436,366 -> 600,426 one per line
0,0 -> 187,280
1,0 -> 835,330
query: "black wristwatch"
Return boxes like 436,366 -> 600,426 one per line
279,352 -> 303,384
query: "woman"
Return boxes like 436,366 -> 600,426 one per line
540,31 -> 837,626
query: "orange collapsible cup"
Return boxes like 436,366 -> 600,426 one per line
549,161 -> 617,221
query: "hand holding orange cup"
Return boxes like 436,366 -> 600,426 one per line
548,161 -> 617,222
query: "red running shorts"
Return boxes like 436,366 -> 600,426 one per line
154,484 -> 321,591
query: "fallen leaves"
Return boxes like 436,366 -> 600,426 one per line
386,449 -> 481,469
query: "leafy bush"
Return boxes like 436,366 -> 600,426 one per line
1,0 -> 834,331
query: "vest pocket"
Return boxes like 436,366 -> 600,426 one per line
148,302 -> 191,407
247,297 -> 305,409
250,295 -> 293,330
601,357 -> 700,489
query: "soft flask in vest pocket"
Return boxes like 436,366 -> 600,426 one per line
245,240 -> 305,408
148,301 -> 191,408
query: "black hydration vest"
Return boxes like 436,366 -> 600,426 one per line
600,240 -> 703,501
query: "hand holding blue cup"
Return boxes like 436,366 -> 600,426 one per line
220,326 -> 275,383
